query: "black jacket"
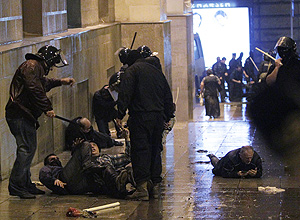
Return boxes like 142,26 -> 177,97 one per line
92,85 -> 117,121
213,148 -> 262,178
117,59 -> 173,121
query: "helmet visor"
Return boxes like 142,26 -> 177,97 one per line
54,50 -> 69,68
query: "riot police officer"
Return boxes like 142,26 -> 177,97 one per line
5,45 -> 75,199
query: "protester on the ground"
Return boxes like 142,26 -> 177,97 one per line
65,117 -> 123,152
207,146 -> 262,178
39,129 -> 134,198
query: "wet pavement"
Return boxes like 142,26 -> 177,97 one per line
1,101 -> 300,219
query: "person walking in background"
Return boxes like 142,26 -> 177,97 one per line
200,69 -> 222,119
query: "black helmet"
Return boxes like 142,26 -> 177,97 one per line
118,47 -> 131,65
275,36 -> 297,59
127,50 -> 143,66
37,45 -> 68,68
264,50 -> 276,61
109,72 -> 121,89
137,45 -> 152,58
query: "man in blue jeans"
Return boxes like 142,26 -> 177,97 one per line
5,45 -> 75,199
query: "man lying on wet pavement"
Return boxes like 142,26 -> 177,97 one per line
39,130 -> 135,198
207,146 -> 262,178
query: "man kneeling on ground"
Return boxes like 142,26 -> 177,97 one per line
207,146 -> 262,178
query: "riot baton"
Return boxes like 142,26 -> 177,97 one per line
255,47 -> 276,62
130,32 -> 137,49
249,57 -> 259,72
54,115 -> 78,125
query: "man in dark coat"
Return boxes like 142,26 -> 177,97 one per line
200,69 -> 222,118
92,84 -> 122,138
207,146 -> 262,178
116,50 -> 174,200
212,57 -> 227,102
65,116 -> 121,151
5,45 -> 75,199
250,36 -> 300,173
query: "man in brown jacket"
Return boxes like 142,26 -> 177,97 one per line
5,45 -> 75,199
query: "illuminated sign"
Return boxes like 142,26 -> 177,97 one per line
192,3 -> 233,9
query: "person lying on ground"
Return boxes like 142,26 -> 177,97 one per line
39,129 -> 134,198
207,145 -> 262,178
65,116 -> 123,151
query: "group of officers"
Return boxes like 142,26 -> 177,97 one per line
5,44 -> 174,200
5,35 -> 300,200
201,46 -> 278,103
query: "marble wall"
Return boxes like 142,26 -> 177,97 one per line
120,21 -> 172,84
22,0 -> 68,36
169,13 -> 194,121
0,23 -> 122,180
0,0 -> 22,44
115,0 -> 167,22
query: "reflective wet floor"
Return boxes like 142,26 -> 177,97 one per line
1,102 -> 300,219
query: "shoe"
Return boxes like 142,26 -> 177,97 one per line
126,182 -> 149,201
152,183 -> 160,199
114,140 -> 124,146
147,181 -> 160,199
28,187 -> 45,195
115,169 -> 128,192
10,191 -> 36,199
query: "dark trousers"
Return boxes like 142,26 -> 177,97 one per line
60,142 -> 101,194
96,118 -> 122,137
127,112 -> 164,185
220,78 -> 226,102
6,117 -> 38,195
96,118 -> 110,136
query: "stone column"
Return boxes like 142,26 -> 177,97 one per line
68,0 -> 114,28
115,0 -> 172,90
23,0 -> 67,36
167,0 -> 194,121
0,0 -> 23,44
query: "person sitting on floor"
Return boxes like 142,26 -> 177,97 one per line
65,116 -> 123,151
207,145 -> 262,178
39,129 -> 134,198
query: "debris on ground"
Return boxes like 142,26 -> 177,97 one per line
66,202 -> 120,218
258,186 -> 285,194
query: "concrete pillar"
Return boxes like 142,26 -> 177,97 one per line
0,0 -> 23,44
115,0 -> 172,86
68,0 -> 99,28
167,0 -> 194,121
23,0 -> 67,36
115,0 -> 167,22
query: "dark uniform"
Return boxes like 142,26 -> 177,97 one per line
117,57 -> 173,186
212,60 -> 227,101
250,37 -> 300,173
92,85 -> 119,136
